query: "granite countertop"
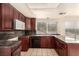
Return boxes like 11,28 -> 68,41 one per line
0,40 -> 21,48
24,34 -> 79,43
0,34 -> 18,40
30,34 -> 60,36
54,35 -> 79,43
30,34 -> 79,43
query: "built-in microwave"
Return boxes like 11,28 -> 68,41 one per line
14,19 -> 25,30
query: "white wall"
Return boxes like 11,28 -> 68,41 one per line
57,19 -> 65,36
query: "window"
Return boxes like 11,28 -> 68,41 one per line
36,22 -> 47,34
48,22 -> 57,34
36,19 -> 57,34
65,21 -> 79,40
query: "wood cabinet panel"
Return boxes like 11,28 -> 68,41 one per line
30,18 -> 36,30
25,17 -> 31,30
67,44 -> 79,56
40,37 -> 47,48
20,36 -> 29,51
13,9 -> 19,19
25,17 -> 36,30
1,4 -> 36,30
51,37 -> 55,48
0,4 -> 2,29
55,38 -> 67,56
19,13 -> 25,22
40,36 -> 55,48
0,3 -> 26,30
0,41 -> 21,56
55,38 -> 79,56
0,3 -> 14,30
29,36 -> 55,48
2,4 -> 13,30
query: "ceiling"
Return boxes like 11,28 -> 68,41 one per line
27,3 -> 79,19
27,3 -> 60,9
10,3 -> 79,19
27,3 -> 60,19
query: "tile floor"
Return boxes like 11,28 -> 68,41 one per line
21,48 -> 58,56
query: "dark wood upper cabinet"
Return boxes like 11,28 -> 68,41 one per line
0,3 -> 26,30
13,7 -> 26,22
13,9 -> 19,19
0,3 -> 35,30
25,17 -> 36,30
25,17 -> 31,30
1,3 -> 13,30
30,18 -> 36,30
19,13 -> 25,22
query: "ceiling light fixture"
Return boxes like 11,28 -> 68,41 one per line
59,12 -> 66,15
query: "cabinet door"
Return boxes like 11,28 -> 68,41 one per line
20,14 -> 25,22
21,36 -> 29,51
18,12 -> 22,21
55,39 -> 67,56
25,18 -> 31,30
9,4 -> 13,29
40,39 -> 46,48
40,36 -> 47,48
61,43 -> 67,56
51,37 -> 55,48
46,37 -> 51,48
40,36 -> 54,48
13,9 -> 19,19
2,4 -> 13,29
25,18 -> 36,30
21,38 -> 27,51
30,18 -> 36,30
55,40 -> 60,55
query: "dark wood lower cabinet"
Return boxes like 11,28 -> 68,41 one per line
29,36 -> 55,48
12,46 -> 21,56
55,37 -> 79,56
29,36 -> 40,48
0,41 -> 21,56
20,36 -> 29,51
55,37 -> 68,56
40,36 -> 55,48
40,36 -> 47,48
20,36 -> 79,56
67,43 -> 79,56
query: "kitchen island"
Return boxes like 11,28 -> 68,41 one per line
29,34 -> 79,56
